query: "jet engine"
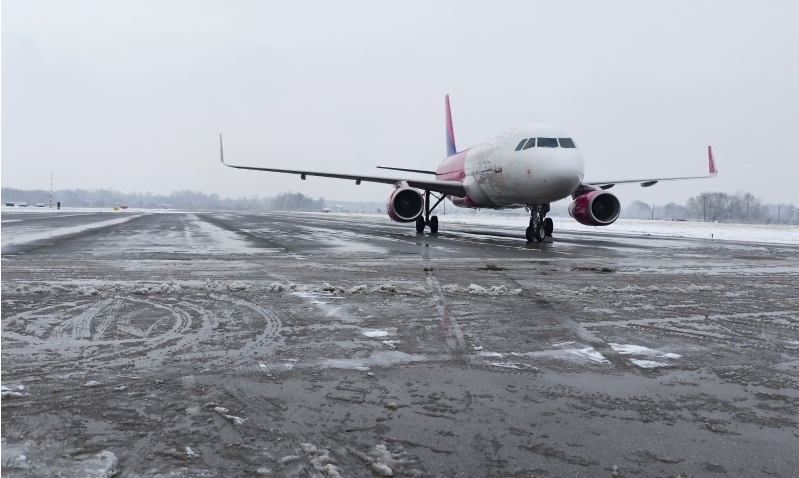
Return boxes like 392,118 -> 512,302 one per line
569,190 -> 621,226
387,187 -> 424,223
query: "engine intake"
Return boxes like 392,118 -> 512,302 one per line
569,190 -> 621,226
387,187 -> 424,223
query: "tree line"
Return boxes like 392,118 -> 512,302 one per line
622,191 -> 797,225
1,187 -> 326,212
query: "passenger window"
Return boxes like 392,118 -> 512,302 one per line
538,137 -> 558,148
515,139 -> 528,151
523,138 -> 536,150
558,138 -> 576,148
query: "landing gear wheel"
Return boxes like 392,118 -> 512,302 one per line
525,226 -> 534,242
429,216 -> 439,234
415,216 -> 426,233
544,218 -> 553,237
535,224 -> 546,242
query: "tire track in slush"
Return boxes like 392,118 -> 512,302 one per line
92,298 -> 123,341
426,271 -> 466,353
175,295 -> 283,373
54,298 -> 114,339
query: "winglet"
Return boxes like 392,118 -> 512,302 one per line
220,134 -> 228,166
708,146 -> 718,177
445,95 -> 457,157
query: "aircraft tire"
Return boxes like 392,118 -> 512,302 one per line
535,224 -> 546,242
525,226 -> 533,242
544,218 -> 554,236
429,216 -> 439,234
415,216 -> 426,233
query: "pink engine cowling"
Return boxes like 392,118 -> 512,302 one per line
568,190 -> 621,226
387,187 -> 425,223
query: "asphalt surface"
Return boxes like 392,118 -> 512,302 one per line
2,209 -> 798,477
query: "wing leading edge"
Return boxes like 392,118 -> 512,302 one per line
582,146 -> 718,189
219,135 -> 466,197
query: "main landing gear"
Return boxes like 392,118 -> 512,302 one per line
416,190 -> 444,234
526,203 -> 553,242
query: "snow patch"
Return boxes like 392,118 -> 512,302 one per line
204,279 -> 250,291
362,329 -> 390,338
132,282 -> 182,295
580,284 -> 724,294
1,385 -> 27,398
301,443 -> 342,478
443,283 -> 522,296
630,359 -> 670,368
609,343 -> 682,360
353,444 -> 412,477
489,362 -> 538,371
565,347 -> 609,363
214,406 -> 246,424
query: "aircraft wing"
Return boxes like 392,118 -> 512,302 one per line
219,135 -> 466,197
582,146 -> 718,189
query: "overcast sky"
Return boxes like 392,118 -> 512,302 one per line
3,1 -> 798,205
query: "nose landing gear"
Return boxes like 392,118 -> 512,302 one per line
526,204 -> 552,242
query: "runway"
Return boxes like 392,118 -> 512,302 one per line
2,210 -> 799,477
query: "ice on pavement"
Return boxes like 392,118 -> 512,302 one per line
321,351 -> 430,371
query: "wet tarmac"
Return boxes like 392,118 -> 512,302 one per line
2,210 -> 798,477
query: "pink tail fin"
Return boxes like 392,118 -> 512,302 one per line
708,146 -> 718,177
445,95 -> 457,157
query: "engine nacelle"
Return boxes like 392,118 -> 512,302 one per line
387,187 -> 424,223
569,190 -> 621,226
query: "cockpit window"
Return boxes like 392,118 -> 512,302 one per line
523,138 -> 536,150
515,139 -> 528,151
537,137 -> 558,148
558,138 -> 576,148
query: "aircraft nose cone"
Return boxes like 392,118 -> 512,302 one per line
539,153 -> 584,192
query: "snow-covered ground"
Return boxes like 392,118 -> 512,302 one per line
439,215 -> 799,245
5,206 -> 798,245
1,205 -> 184,215
1,216 -> 142,248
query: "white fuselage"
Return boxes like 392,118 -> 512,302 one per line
443,122 -> 585,208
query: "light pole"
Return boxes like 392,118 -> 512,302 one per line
777,205 -> 781,225
702,194 -> 708,222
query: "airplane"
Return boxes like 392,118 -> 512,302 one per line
220,95 -> 717,242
